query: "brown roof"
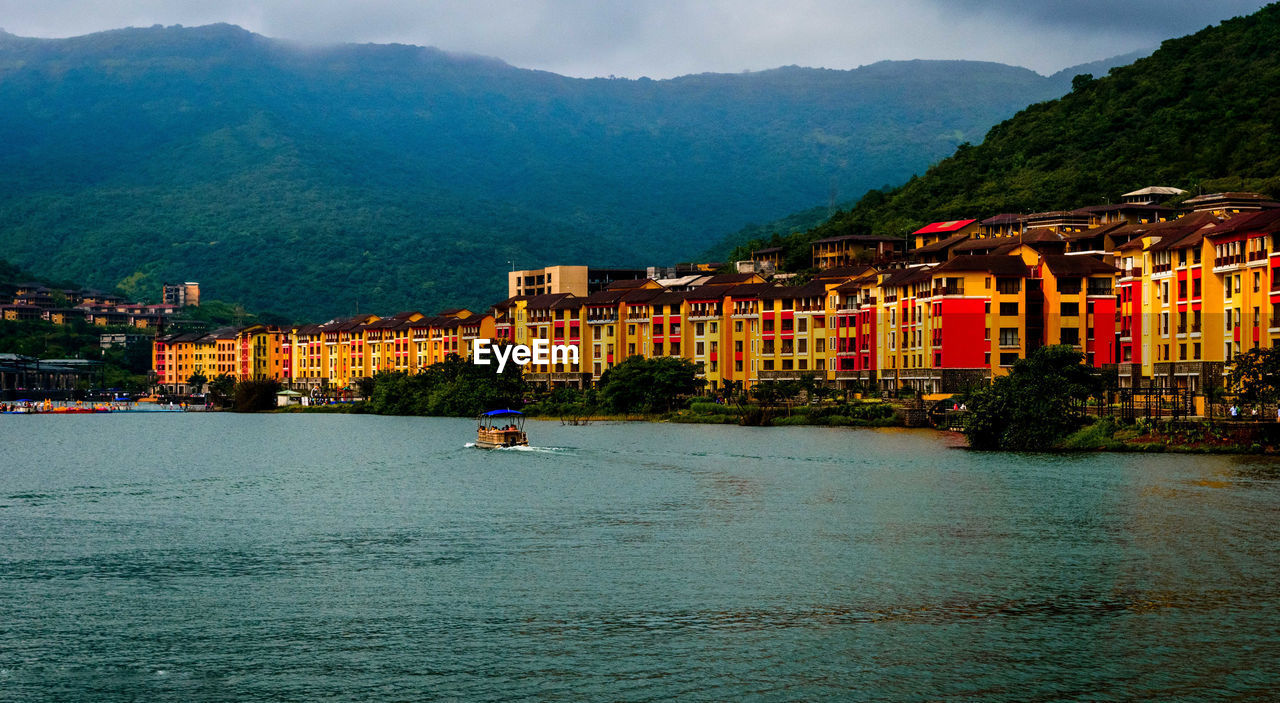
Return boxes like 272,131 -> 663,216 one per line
833,278 -> 872,293
724,282 -> 776,299
702,273 -> 760,286
606,278 -> 654,290
933,255 -> 1031,277
581,289 -> 627,306
952,238 -> 1019,255
207,327 -> 239,340
649,290 -> 696,306
1040,254 -> 1119,277
912,232 -> 971,254
524,292 -> 575,310
1203,208 -> 1280,238
549,295 -> 583,310
812,264 -> 874,281
813,234 -> 903,245
1076,203 -> 1179,216
408,316 -> 451,329
1025,210 -> 1093,220
619,288 -> 660,304
760,281 -> 827,299
880,267 -> 934,288
1062,222 -> 1126,242
1146,211 -> 1223,250
980,213 -> 1025,226
1183,191 -> 1271,205
1019,228 -> 1066,244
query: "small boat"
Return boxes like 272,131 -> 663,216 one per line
476,409 -> 528,449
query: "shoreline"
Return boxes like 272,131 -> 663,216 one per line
276,402 -> 1280,455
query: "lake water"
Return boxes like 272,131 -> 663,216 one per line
1,414 -> 1279,701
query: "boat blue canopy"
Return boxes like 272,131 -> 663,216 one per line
482,409 -> 523,417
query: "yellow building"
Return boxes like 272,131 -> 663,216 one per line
811,235 -> 904,269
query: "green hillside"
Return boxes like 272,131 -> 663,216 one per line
0,24 -> 1129,320
720,4 -> 1280,264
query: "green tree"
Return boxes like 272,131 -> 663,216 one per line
207,373 -> 235,407
598,356 -> 704,414
187,372 -> 207,392
963,345 -> 1104,451
363,354 -> 527,417
1227,346 -> 1280,404
233,378 -> 282,412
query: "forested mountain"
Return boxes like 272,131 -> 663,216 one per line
0,24 -> 1134,319
718,4 -> 1280,265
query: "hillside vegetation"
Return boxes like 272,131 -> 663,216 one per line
721,4 -> 1280,264
0,24 -> 1130,320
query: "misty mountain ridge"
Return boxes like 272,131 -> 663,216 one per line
716,3 -> 1280,267
0,23 -> 1144,320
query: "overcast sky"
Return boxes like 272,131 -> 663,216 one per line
0,1 -> 1269,78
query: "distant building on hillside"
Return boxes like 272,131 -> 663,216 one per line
1120,186 -> 1185,205
162,282 -> 200,307
810,234 -> 904,269
508,266 -> 646,298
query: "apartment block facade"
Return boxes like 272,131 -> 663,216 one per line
153,190 -> 1280,400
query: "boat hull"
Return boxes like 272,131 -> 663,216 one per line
475,430 -> 528,449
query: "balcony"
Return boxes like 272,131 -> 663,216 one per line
1214,253 -> 1245,272
931,284 -> 964,297
1086,283 -> 1113,296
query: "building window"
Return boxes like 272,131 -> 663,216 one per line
1060,302 -> 1079,317
999,302 -> 1019,316
1057,278 -> 1082,294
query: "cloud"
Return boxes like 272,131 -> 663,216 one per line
0,0 -> 1270,78
935,0 -> 1267,37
